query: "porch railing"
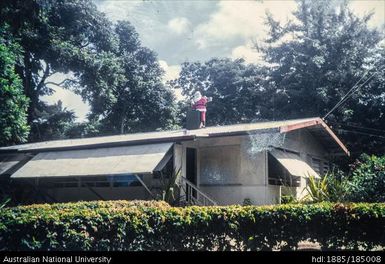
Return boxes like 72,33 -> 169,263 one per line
180,177 -> 217,206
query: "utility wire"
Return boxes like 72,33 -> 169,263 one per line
324,72 -> 376,119
337,129 -> 385,140
329,71 -> 378,114
323,65 -> 384,119
329,122 -> 385,134
323,71 -> 371,119
340,63 -> 385,102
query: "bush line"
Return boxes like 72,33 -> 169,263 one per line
0,200 -> 384,251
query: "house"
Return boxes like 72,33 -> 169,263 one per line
0,117 -> 349,206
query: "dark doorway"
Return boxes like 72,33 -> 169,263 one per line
186,148 -> 197,184
186,148 -> 197,199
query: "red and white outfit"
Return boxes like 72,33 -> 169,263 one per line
192,96 -> 208,123
191,91 -> 211,127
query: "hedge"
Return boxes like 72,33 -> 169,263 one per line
0,201 -> 384,251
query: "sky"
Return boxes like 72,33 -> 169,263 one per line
41,0 -> 385,121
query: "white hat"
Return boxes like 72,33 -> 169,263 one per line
193,91 -> 202,102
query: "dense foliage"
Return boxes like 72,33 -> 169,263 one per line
303,172 -> 347,203
170,58 -> 266,126
0,0 -> 178,145
81,21 -> 178,134
295,154 -> 385,203
0,26 -> 29,145
345,154 -> 385,202
172,0 -> 385,157
0,0 -> 114,142
0,201 -> 384,251
263,0 -> 385,156
29,100 -> 76,141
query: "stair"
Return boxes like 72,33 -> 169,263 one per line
180,177 -> 217,206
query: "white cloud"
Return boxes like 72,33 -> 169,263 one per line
168,17 -> 191,34
150,0 -> 383,54
95,0 -> 142,22
349,0 -> 385,29
231,42 -> 263,64
40,73 -> 90,122
194,1 -> 260,49
262,1 -> 297,24
194,0 -> 297,49
159,60 -> 181,82
159,60 -> 184,100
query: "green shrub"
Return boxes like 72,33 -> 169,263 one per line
303,175 -> 330,202
0,200 -> 384,251
345,154 -> 385,202
325,170 -> 348,202
303,172 -> 347,203
242,198 -> 253,206
280,195 -> 298,204
18,200 -> 170,210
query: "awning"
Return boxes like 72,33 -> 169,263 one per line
154,152 -> 173,172
0,154 -> 31,177
269,149 -> 320,178
11,143 -> 173,179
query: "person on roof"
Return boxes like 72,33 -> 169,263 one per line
191,91 -> 212,128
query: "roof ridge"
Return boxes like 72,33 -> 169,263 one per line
0,117 -> 322,152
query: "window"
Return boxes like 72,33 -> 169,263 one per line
81,181 -> 110,188
38,177 -> 79,188
322,161 -> 330,175
36,175 -> 143,188
311,157 -> 322,175
310,156 -> 330,175
274,147 -> 300,156
199,145 -> 241,185
109,175 -> 143,187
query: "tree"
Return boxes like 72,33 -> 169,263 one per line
29,100 -> 76,142
79,21 -> 179,134
0,0 -> 116,139
262,0 -> 385,155
345,154 -> 385,202
0,26 -> 29,146
1,1 -> 179,138
170,58 -> 266,126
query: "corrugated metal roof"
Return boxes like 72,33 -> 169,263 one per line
269,149 -> 320,178
0,117 -> 319,152
0,154 -> 31,177
196,117 -> 318,136
11,143 -> 173,179
1,130 -> 189,152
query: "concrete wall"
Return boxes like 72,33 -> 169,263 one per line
200,185 -> 280,205
283,129 -> 328,158
180,136 -> 275,205
180,130 -> 329,205
43,130 -> 328,205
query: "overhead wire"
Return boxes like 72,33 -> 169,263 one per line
337,129 -> 385,140
323,64 -> 385,119
329,122 -> 385,134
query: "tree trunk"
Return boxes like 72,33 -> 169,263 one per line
120,115 -> 126,134
22,52 -> 36,125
